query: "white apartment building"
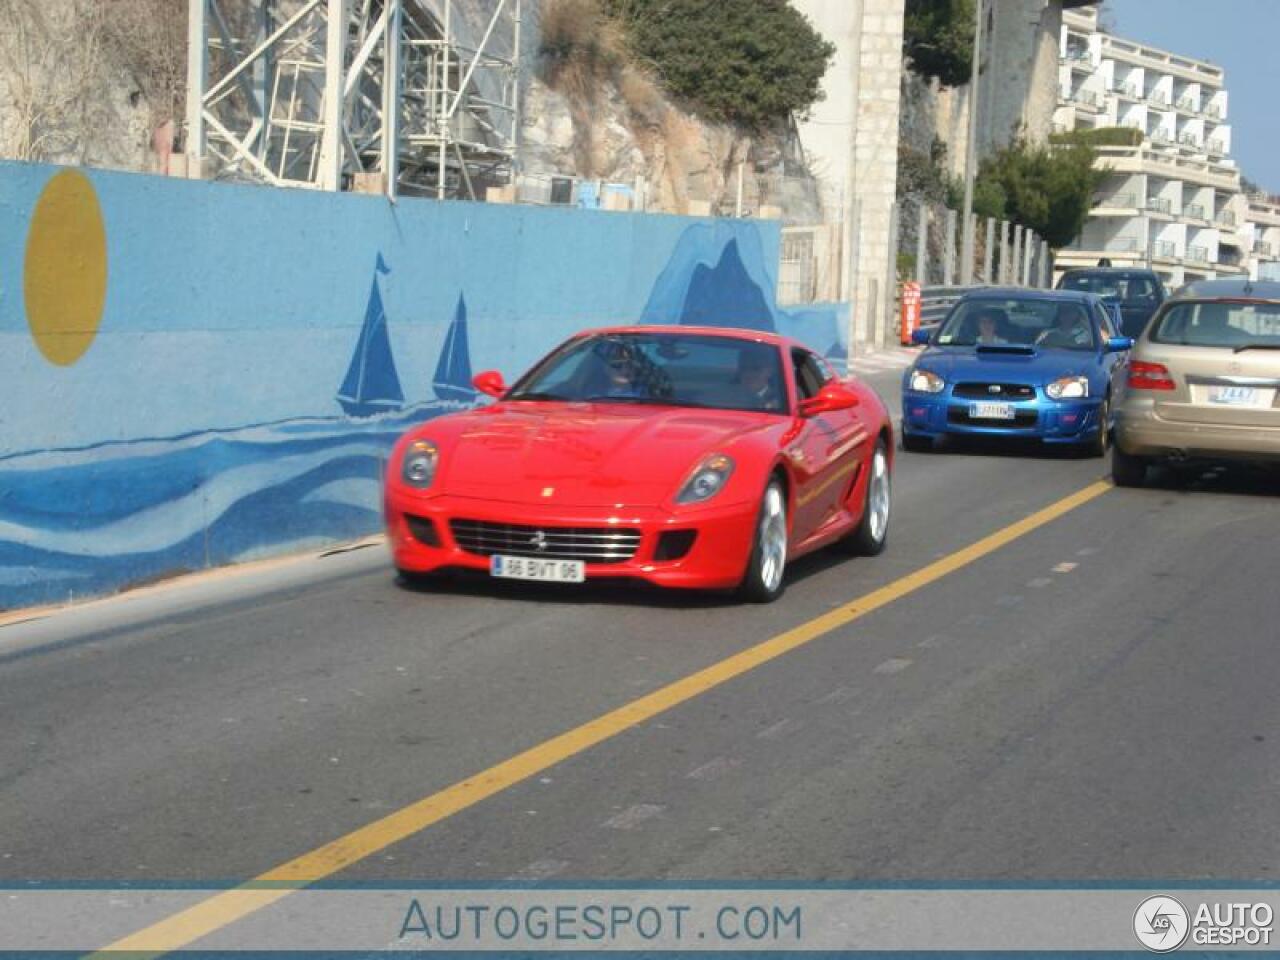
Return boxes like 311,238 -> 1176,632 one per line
1052,5 -> 1280,286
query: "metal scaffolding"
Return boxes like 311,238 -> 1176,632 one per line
185,0 -> 522,199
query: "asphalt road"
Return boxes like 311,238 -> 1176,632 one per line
4,362 -> 1280,901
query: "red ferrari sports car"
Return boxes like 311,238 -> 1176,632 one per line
385,327 -> 893,602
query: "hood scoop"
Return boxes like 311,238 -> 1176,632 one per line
976,344 -> 1037,356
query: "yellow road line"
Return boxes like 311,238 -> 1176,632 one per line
92,479 -> 1113,957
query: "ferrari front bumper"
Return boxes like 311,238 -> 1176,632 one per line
385,490 -> 759,590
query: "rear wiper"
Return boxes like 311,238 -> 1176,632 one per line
1232,344 -> 1280,353
507,391 -> 572,401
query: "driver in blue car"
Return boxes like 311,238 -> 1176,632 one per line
1037,304 -> 1091,349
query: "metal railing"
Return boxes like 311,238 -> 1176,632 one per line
1258,243 -> 1276,259
1179,133 -> 1202,148
1073,89 -> 1103,109
1186,245 -> 1210,264
1217,211 -> 1237,227
1176,96 -> 1198,112
1094,192 -> 1136,208
1147,197 -> 1173,215
1184,203 -> 1207,221
1148,93 -> 1171,108
1151,240 -> 1178,259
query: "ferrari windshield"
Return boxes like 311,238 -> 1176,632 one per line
935,297 -> 1098,351
506,332 -> 788,413
1150,300 -> 1280,350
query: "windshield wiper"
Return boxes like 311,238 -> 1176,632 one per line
506,391 -> 573,402
1233,344 -> 1280,353
582,395 -> 674,405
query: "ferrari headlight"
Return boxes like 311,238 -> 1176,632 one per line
1046,375 -> 1089,400
401,439 -> 440,489
677,454 -> 735,505
908,369 -> 945,394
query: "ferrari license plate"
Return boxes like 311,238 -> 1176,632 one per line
490,555 -> 585,583
968,401 -> 1016,420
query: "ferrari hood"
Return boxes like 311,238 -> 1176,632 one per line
436,403 -> 772,507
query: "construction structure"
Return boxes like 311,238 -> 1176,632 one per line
184,0 -> 522,199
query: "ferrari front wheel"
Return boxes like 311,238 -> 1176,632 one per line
738,478 -> 788,603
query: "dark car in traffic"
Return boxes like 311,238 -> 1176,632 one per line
1056,267 -> 1167,339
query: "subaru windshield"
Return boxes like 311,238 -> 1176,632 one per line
935,298 -> 1097,351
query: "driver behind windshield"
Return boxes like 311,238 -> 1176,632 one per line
1036,304 -> 1092,349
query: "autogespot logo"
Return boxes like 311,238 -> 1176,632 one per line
1134,895 -> 1190,952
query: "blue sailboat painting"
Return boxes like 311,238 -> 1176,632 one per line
432,293 -> 478,403
337,254 -> 405,417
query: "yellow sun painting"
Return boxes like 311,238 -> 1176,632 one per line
23,169 -> 108,366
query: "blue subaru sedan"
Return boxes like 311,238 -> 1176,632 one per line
902,288 -> 1133,456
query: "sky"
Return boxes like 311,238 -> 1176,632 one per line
1104,0 -> 1280,194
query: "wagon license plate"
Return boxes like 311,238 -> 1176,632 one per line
968,401 -> 1016,420
1208,386 -> 1258,406
490,555 -> 585,583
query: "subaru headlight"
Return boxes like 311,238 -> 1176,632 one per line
908,369 -> 945,394
1045,375 -> 1089,400
677,454 -> 735,505
401,439 -> 439,489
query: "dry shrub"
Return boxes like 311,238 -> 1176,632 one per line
537,0 -> 626,103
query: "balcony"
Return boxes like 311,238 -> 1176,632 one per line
1147,197 -> 1174,215
1176,96 -> 1198,112
1205,103 -> 1225,120
1184,202 -> 1208,221
1217,210 -> 1237,228
1178,133 -> 1203,149
1073,89 -> 1104,110
1094,192 -> 1137,209
1147,92 -> 1171,109
1186,245 -> 1210,264
1206,140 -> 1226,158
1259,243 -> 1277,259
1150,130 -> 1174,146
1118,83 -> 1141,100
1151,240 -> 1178,259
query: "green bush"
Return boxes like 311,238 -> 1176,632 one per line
1049,126 -> 1143,148
601,0 -> 835,130
903,0 -> 974,88
977,139 -> 1104,248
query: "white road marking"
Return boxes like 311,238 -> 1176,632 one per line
1027,577 -> 1054,588
815,685 -> 857,705
1053,562 -> 1079,573
602,803 -> 666,830
756,718 -> 804,740
506,859 -> 571,881
873,657 -> 913,675
686,757 -> 742,781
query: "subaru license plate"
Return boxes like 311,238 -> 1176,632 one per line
490,555 -> 585,583
968,401 -> 1016,420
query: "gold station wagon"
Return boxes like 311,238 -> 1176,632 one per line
1112,278 -> 1280,487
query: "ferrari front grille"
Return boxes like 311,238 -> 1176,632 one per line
449,519 -> 642,564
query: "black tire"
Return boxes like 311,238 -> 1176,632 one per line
737,478 -> 788,604
1084,396 -> 1112,458
1111,445 -> 1149,487
841,439 -> 891,556
902,432 -> 933,453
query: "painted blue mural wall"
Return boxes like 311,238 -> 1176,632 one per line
0,161 -> 849,610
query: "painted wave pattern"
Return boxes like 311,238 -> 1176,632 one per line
2,223 -> 846,611
0,404 -> 458,609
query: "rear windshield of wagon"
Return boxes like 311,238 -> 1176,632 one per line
1151,300 -> 1280,350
